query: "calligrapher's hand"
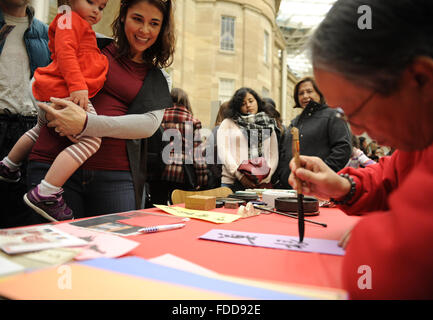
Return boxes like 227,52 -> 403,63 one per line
288,155 -> 351,200
70,90 -> 89,110
239,175 -> 257,189
37,97 -> 87,136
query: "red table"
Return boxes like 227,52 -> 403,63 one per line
127,206 -> 361,290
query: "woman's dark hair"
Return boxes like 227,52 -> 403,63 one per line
262,97 -> 276,109
263,100 -> 284,132
224,87 -> 265,119
112,0 -> 176,68
293,77 -> 326,108
351,134 -> 360,149
214,101 -> 229,126
310,0 -> 433,94
170,87 -> 193,115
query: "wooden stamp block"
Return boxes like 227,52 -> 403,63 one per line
185,195 -> 216,211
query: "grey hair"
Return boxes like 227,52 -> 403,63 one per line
310,0 -> 433,94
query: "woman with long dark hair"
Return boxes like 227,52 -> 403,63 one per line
217,87 -> 279,192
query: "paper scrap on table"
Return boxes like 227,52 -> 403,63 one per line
0,255 -> 24,276
200,229 -> 345,256
0,248 -> 82,272
20,247 -> 82,265
118,212 -> 187,228
0,263 -> 240,300
55,223 -> 139,261
149,253 -> 347,300
155,205 -> 241,224
149,253 -> 218,277
0,225 -> 88,254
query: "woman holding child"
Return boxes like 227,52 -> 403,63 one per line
28,0 -> 175,219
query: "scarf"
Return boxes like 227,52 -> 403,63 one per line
233,112 -> 277,159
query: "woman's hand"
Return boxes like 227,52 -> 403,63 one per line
288,155 -> 351,200
37,97 -> 87,136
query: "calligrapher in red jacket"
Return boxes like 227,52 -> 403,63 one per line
288,0 -> 433,299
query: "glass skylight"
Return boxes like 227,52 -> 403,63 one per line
277,0 -> 337,78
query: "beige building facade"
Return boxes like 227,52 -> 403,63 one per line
39,0 -> 301,128
168,0 -> 301,127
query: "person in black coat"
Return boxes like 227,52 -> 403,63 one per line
275,77 -> 352,189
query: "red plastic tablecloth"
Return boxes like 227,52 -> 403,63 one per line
127,206 -> 361,290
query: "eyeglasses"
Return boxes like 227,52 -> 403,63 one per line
336,91 -> 377,123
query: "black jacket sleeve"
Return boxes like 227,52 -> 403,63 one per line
274,125 -> 294,189
324,115 -> 352,172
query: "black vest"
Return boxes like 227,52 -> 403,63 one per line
97,37 -> 173,208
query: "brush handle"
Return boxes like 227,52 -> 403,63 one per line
290,127 -> 303,195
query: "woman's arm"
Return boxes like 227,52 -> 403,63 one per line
325,115 -> 353,171
82,109 -> 163,139
38,98 -> 164,139
217,119 -> 245,181
356,148 -> 376,167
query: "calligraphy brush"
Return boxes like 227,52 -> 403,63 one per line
291,127 -> 305,242
253,205 -> 327,227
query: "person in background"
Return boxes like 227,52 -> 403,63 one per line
366,140 -> 378,157
29,0 -> 175,219
262,97 -> 284,141
346,135 -> 375,168
262,97 -> 285,187
159,87 -> 208,203
386,146 -> 396,156
1,0 -> 109,222
217,87 -> 278,192
358,136 -> 368,155
374,146 -> 386,159
0,0 -> 51,228
276,77 -> 352,189
214,101 -> 229,128
205,101 -> 229,189
289,0 -> 433,299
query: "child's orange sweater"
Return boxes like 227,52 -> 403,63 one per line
32,11 -> 108,101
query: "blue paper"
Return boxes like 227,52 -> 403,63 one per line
81,256 -> 313,300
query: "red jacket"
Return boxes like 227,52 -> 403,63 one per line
32,12 -> 108,101
339,143 -> 433,299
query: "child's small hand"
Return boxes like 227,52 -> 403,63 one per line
66,135 -> 79,143
70,90 -> 89,110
